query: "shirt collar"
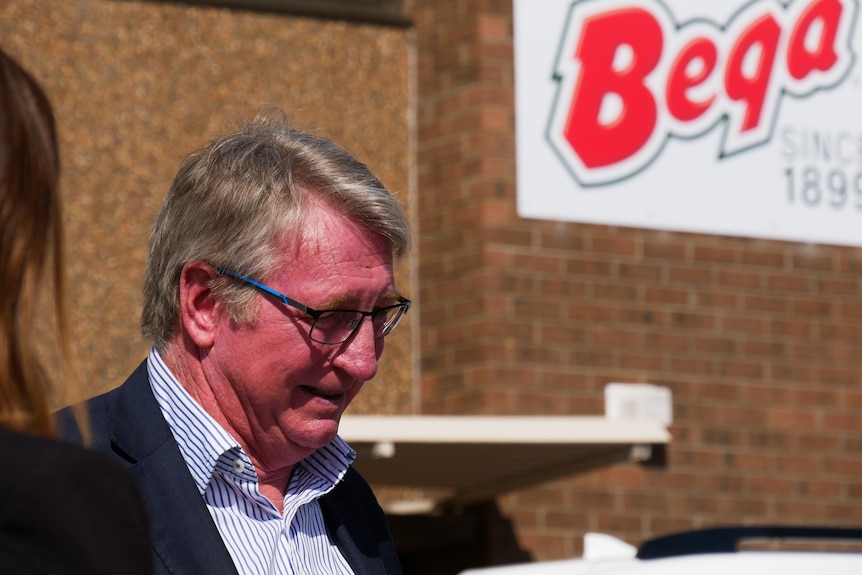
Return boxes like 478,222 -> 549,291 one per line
148,348 -> 238,496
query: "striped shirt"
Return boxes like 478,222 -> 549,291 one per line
147,349 -> 356,575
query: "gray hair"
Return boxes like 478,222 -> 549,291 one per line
141,112 -> 410,350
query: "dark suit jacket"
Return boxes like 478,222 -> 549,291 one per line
0,426 -> 152,574
58,360 -> 402,575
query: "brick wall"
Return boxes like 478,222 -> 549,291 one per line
413,0 -> 862,563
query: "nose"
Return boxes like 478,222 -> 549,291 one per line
331,317 -> 382,381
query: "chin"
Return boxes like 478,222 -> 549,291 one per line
294,419 -> 341,450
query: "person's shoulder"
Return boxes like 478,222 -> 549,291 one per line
56,359 -> 150,445
0,426 -> 147,529
0,427 -> 153,575
0,424 -> 84,464
0,426 -> 131,491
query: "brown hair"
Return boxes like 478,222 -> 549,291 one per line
0,48 -> 77,437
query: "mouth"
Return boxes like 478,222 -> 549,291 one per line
299,385 -> 345,401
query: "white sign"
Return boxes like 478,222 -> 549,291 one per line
514,0 -> 862,246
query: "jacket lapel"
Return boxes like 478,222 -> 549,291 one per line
106,361 -> 240,575
319,467 -> 401,575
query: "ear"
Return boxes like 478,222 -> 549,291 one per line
177,262 -> 221,349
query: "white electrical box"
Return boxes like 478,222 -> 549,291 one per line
604,383 -> 673,426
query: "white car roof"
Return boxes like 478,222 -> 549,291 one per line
459,528 -> 862,575
460,551 -> 862,575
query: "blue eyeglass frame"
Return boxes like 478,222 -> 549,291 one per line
216,267 -> 411,344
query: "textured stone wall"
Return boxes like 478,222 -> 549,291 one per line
1,0 -> 414,413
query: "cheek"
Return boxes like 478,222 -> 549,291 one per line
220,328 -> 322,389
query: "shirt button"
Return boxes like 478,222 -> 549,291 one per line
232,459 -> 246,474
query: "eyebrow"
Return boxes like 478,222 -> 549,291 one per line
319,290 -> 404,310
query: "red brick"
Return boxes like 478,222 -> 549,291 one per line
693,246 -> 738,263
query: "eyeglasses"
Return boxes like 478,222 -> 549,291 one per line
217,267 -> 411,345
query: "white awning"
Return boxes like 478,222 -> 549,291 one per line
338,415 -> 670,509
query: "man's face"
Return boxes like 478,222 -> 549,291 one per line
202,203 -> 400,471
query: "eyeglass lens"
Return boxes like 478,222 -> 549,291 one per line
310,304 -> 407,344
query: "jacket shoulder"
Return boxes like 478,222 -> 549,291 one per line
55,359 -> 150,454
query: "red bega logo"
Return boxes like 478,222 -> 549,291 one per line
548,0 -> 858,186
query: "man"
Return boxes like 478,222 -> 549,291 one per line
60,113 -> 410,575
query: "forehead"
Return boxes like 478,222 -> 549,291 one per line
276,204 -> 395,287
302,205 -> 389,254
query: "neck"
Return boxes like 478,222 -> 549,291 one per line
257,466 -> 294,514
161,341 -> 301,513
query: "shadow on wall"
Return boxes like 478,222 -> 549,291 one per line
390,500 -> 532,575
